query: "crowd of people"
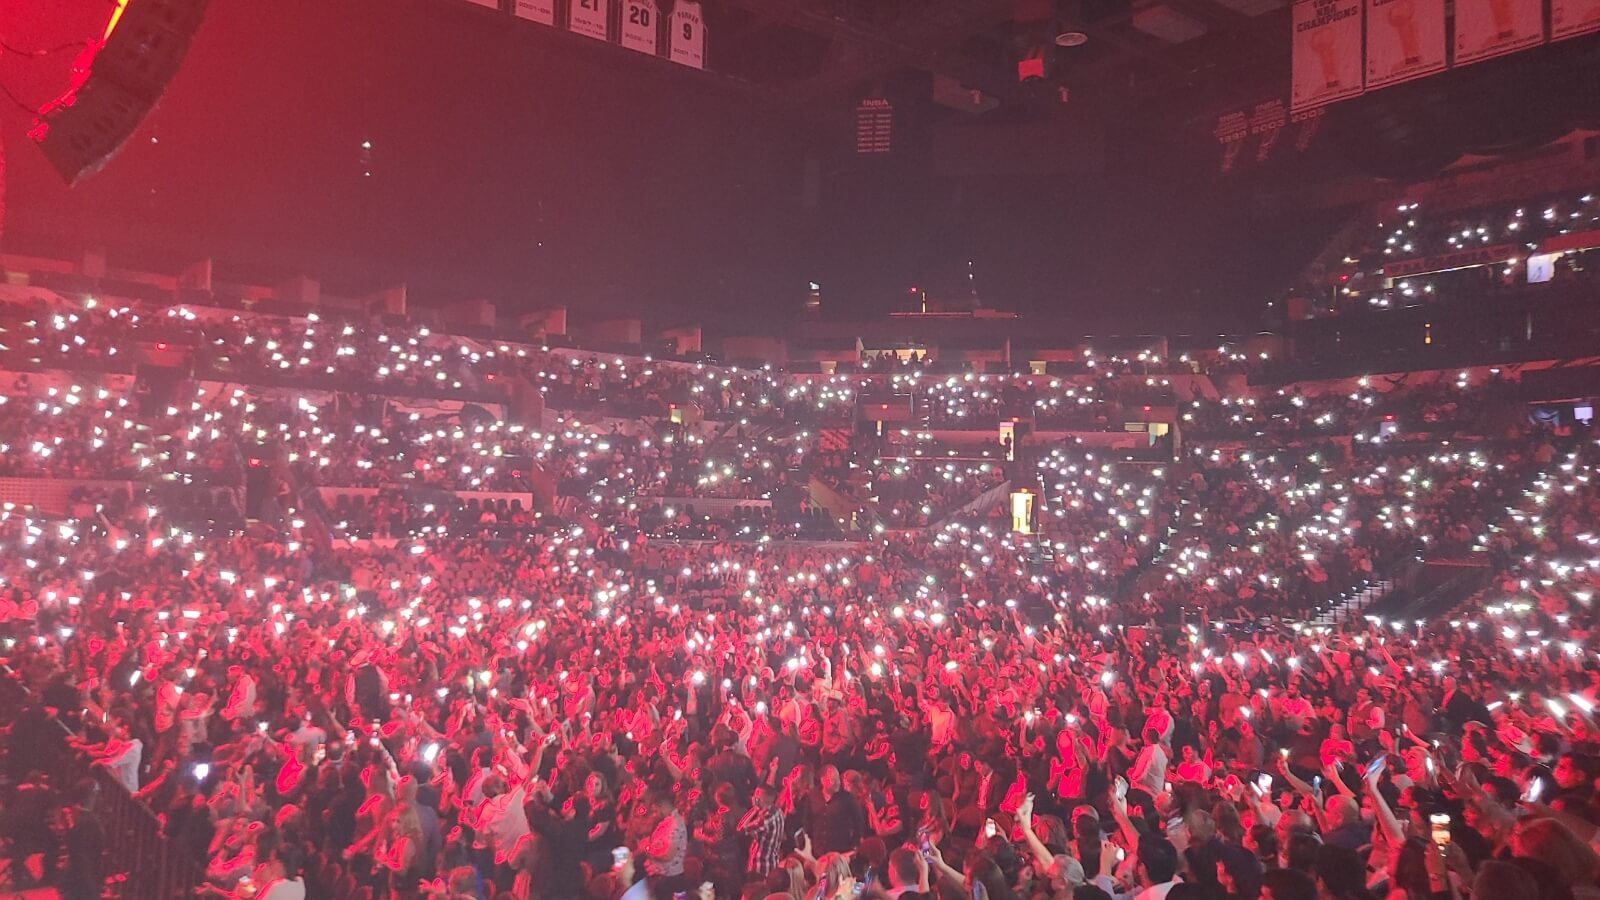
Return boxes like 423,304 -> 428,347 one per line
1,291 -> 1599,900
1181,373 -> 1515,443
1287,191 -> 1600,317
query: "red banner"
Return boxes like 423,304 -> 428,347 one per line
1292,0 -> 1365,112
1553,0 -> 1600,38
1365,0 -> 1446,89
1454,0 -> 1544,66
1382,243 -> 1518,279
1538,228 -> 1600,255
514,0 -> 555,24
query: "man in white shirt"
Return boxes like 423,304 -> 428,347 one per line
1142,703 -> 1174,746
252,845 -> 308,900
485,778 -> 530,862
153,667 -> 183,766
927,697 -> 956,748
91,718 -> 143,792
222,666 -> 258,722
1278,687 -> 1314,730
643,791 -> 687,879
1091,836 -> 1182,900
1130,727 -> 1169,798
287,715 -> 327,751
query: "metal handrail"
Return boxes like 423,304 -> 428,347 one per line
0,667 -> 206,899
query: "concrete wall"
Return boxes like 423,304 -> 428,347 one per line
722,335 -> 788,365
660,326 -> 702,356
577,318 -> 642,346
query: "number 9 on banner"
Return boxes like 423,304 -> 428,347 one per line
670,0 -> 705,69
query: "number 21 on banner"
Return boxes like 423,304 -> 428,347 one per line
570,0 -> 609,41
670,0 -> 705,69
622,0 -> 660,55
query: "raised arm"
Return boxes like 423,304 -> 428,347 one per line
925,842 -> 965,892
1322,762 -> 1358,801
1108,777 -> 1142,851
1363,766 -> 1406,845
1015,793 -> 1056,873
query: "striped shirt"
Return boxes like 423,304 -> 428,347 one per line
739,804 -> 786,875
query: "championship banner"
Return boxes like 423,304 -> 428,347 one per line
514,0 -> 555,25
569,0 -> 610,41
1453,0 -> 1543,66
670,1 -> 706,69
1249,100 -> 1287,162
1214,110 -> 1248,173
1365,0 -> 1446,89
464,0 -> 500,8
621,0 -> 660,54
855,98 -> 893,154
1553,0 -> 1600,39
1291,0 -> 1364,113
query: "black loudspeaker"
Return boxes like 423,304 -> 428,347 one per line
30,0 -> 212,185
32,76 -> 152,185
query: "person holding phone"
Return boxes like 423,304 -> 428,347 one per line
739,784 -> 787,878
809,853 -> 857,900
1088,837 -> 1181,900
641,789 -> 688,891
525,790 -> 590,900
608,847 -> 652,900
922,841 -> 1014,900
884,847 -> 934,900
814,768 -> 865,856
1320,794 -> 1368,852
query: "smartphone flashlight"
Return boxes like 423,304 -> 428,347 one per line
1430,813 -> 1451,848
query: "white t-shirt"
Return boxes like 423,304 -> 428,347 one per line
1143,709 -> 1174,743
620,878 -> 652,900
224,674 -> 258,720
928,705 -> 956,746
106,738 -> 143,792
487,784 -> 530,850
288,723 -> 327,749
1280,696 -> 1313,721
259,877 -> 307,900
155,682 -> 182,733
1132,743 -> 1168,797
1091,876 -> 1179,900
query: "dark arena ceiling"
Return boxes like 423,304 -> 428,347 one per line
1,0 -> 1597,329
698,0 -> 1600,181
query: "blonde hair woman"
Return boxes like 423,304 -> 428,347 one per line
809,853 -> 857,900
776,856 -> 808,900
376,804 -> 427,899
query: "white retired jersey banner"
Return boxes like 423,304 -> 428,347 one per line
670,1 -> 706,69
1365,0 -> 1445,89
464,0 -> 500,8
1553,0 -> 1600,39
622,0 -> 660,54
569,0 -> 610,41
514,0 -> 555,25
1291,0 -> 1364,112
1454,0 -> 1543,65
